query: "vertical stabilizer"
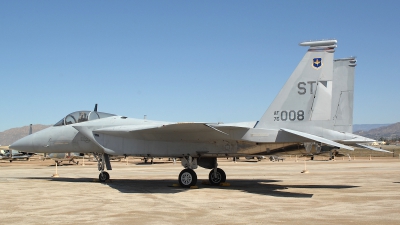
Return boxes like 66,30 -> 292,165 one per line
256,40 -> 337,129
332,57 -> 356,133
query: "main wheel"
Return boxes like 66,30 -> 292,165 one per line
99,171 -> 110,182
209,168 -> 226,185
178,169 -> 197,188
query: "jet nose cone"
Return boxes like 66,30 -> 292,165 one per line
10,135 -> 34,152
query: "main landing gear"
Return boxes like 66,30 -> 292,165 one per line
208,168 -> 226,185
93,153 -> 112,182
178,157 -> 226,188
179,169 -> 197,187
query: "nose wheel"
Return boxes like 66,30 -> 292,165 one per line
178,169 -> 197,187
208,168 -> 226,185
99,171 -> 110,182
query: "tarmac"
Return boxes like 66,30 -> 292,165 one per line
1,156 -> 400,224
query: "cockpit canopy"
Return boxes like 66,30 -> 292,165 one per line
54,111 -> 116,126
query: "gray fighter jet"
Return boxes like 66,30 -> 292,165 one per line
10,39 -> 388,187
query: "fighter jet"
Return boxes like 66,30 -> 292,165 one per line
10,39 -> 387,187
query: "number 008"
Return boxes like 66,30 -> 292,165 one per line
280,110 -> 304,121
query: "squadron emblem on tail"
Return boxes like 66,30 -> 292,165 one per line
312,58 -> 323,69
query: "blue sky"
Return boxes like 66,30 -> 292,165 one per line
1,0 -> 399,132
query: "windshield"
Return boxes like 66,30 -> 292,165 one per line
54,111 -> 116,126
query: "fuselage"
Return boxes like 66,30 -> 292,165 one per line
10,112 -> 372,158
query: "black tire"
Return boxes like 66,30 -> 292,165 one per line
99,171 -> 110,182
178,169 -> 197,188
208,168 -> 226,185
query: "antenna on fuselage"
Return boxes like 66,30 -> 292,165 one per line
29,124 -> 32,135
94,104 -> 98,112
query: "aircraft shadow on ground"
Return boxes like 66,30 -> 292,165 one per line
47,164 -> 79,167
20,177 -> 358,198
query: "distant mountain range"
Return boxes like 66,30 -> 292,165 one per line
354,123 -> 400,140
353,124 -> 391,132
1,123 -> 399,146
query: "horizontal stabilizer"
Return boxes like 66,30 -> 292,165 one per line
281,128 -> 354,150
356,144 -> 392,153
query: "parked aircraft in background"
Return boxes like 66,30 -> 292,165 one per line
10,39 -> 390,187
0,145 -> 10,152
43,152 -> 83,166
0,146 -> 34,162
245,156 -> 266,161
269,155 -> 285,162
0,145 -> 10,157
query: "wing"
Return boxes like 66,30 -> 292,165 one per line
92,123 -> 251,142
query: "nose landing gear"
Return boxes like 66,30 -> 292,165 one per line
93,153 -> 112,182
99,171 -> 110,182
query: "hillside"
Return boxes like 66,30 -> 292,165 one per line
0,124 -> 51,146
354,122 -> 400,140
353,124 -> 391,132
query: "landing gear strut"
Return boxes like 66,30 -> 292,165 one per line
93,153 -> 112,182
